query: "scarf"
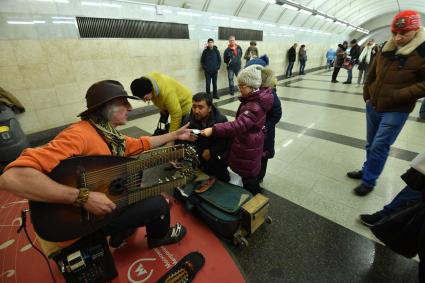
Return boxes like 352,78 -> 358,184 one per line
228,43 -> 238,56
90,119 -> 126,156
359,44 -> 375,64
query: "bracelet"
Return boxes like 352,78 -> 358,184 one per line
73,188 -> 90,207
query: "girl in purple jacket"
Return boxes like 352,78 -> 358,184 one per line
201,65 -> 274,194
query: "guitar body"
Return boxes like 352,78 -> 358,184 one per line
29,155 -> 138,242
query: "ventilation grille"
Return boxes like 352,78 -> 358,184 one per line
219,27 -> 263,41
76,16 -> 189,39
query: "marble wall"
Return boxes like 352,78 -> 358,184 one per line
0,0 -> 344,134
0,37 -> 333,134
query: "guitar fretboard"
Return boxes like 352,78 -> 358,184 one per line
115,176 -> 187,209
83,146 -> 186,186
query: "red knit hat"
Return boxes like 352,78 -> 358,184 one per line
391,10 -> 421,33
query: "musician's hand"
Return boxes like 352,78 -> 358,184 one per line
83,192 -> 116,216
200,127 -> 213,137
174,123 -> 194,141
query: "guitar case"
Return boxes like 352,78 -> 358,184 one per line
178,176 -> 252,242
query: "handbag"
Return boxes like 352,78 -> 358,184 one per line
371,202 -> 425,258
342,58 -> 353,70
153,112 -> 170,136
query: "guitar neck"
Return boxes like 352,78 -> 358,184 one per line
127,148 -> 185,174
115,176 -> 187,208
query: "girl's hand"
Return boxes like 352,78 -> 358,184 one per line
200,127 -> 213,137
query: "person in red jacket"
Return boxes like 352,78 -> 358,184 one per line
201,65 -> 273,195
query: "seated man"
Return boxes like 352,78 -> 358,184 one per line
0,80 -> 195,256
182,92 -> 230,182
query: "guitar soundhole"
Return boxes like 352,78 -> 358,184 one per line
109,178 -> 126,196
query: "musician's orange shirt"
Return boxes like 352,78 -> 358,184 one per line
5,120 -> 151,173
4,120 -> 151,256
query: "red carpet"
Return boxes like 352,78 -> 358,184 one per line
0,191 -> 245,282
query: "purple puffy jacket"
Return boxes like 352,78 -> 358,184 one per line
213,88 -> 274,178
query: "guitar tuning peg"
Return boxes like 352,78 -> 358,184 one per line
158,179 -> 163,183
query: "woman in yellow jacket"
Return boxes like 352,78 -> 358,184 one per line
130,72 -> 192,133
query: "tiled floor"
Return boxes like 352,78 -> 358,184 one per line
121,69 -> 422,281
124,68 -> 424,244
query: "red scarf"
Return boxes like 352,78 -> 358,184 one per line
228,43 -> 238,56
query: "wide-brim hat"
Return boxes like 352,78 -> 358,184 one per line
78,80 -> 140,117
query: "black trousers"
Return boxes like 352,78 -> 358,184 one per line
205,71 -> 218,96
257,157 -> 268,182
332,67 -> 341,81
201,157 -> 230,183
242,177 -> 262,195
101,195 -> 170,240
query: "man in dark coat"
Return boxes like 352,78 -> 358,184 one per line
343,39 -> 361,84
223,35 -> 243,96
201,38 -> 221,99
347,10 -> 425,196
285,43 -> 297,78
182,92 -> 229,182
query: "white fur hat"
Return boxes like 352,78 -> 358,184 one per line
237,65 -> 263,89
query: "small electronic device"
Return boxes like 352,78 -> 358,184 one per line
53,234 -> 118,283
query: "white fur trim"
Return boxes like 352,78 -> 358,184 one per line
382,27 -> 425,56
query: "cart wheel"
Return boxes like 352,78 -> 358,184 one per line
265,216 -> 272,224
235,236 -> 248,248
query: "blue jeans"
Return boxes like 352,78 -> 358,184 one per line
381,186 -> 422,216
285,61 -> 294,77
420,99 -> 425,119
327,59 -> 333,69
227,68 -> 240,93
347,68 -> 353,82
299,60 -> 306,74
361,103 -> 409,188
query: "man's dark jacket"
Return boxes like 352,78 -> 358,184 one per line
287,46 -> 296,62
201,46 -> 221,74
182,105 -> 228,160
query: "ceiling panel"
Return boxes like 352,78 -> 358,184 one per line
207,0 -> 242,16
238,0 -> 267,19
260,3 -> 286,22
276,9 -> 299,25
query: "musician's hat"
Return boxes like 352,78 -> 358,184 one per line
78,80 -> 140,117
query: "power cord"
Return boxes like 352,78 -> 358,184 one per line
17,208 -> 57,283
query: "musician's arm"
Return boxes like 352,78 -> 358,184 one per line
147,123 -> 195,148
0,167 -> 79,203
0,167 -> 116,215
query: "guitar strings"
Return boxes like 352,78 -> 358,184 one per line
84,150 -> 185,182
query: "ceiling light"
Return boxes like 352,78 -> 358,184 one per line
261,0 -> 276,3
209,15 -> 229,20
81,2 -> 122,8
299,9 -> 312,15
232,18 -> 248,23
7,21 -> 34,25
176,11 -> 202,17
